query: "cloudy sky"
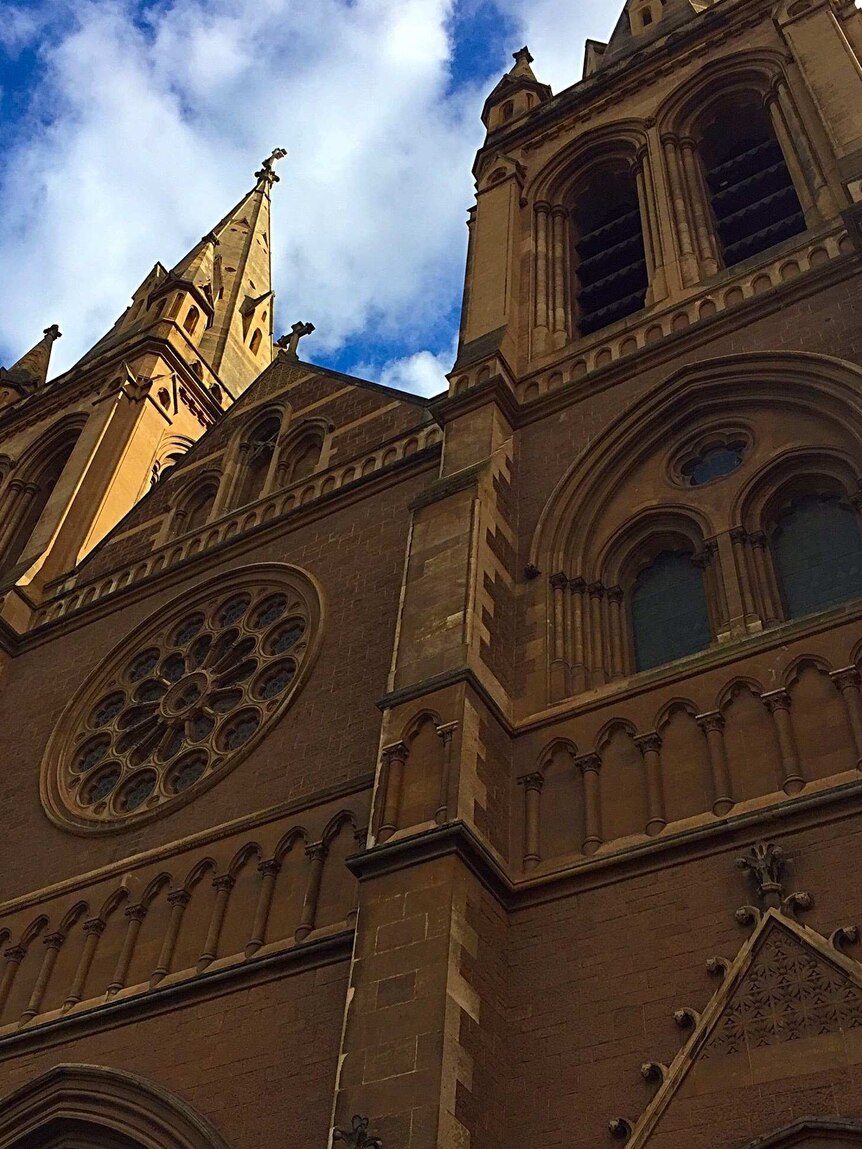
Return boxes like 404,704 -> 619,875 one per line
0,0 -> 616,395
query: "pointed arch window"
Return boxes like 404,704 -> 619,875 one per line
232,415 -> 281,508
0,431 -> 80,571
770,494 -> 862,620
631,549 -> 712,671
695,91 -> 805,268
183,306 -> 200,336
570,162 -> 648,335
249,329 -> 263,355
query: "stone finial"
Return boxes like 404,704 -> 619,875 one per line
276,321 -> 315,359
333,1116 -> 382,1149
512,46 -> 534,68
735,841 -> 785,908
43,324 -> 62,342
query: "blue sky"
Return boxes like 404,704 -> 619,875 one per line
0,0 -> 616,394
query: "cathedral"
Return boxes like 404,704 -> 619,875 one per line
1,0 -> 862,1145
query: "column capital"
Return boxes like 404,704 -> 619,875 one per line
212,874 -> 236,893
534,200 -> 552,216
569,576 -> 587,594
305,841 -> 329,862
697,710 -> 725,734
43,931 -> 65,950
82,917 -> 107,937
258,858 -> 282,877
607,585 -> 624,604
660,131 -> 681,147
730,527 -> 750,545
832,667 -> 862,691
517,771 -> 545,793
381,740 -> 409,764
588,581 -> 605,600
749,530 -> 768,549
549,571 -> 569,591
550,203 -> 568,219
124,904 -> 148,923
763,689 -> 792,714
576,753 -> 601,775
3,945 -> 26,963
635,732 -> 662,754
167,888 -> 192,908
436,721 -> 458,744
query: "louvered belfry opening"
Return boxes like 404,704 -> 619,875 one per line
572,165 -> 648,337
699,94 -> 806,269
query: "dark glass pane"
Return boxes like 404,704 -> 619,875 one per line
632,550 -> 712,672
773,496 -> 862,620
682,444 -> 744,486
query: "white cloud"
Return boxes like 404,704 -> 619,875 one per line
0,0 -> 602,395
357,346 -> 454,396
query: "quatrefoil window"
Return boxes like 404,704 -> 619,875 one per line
42,565 -> 321,833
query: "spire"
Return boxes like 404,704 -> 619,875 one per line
190,147 -> 286,387
481,47 -> 552,130
0,325 -> 62,396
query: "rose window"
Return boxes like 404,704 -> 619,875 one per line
42,566 -> 321,832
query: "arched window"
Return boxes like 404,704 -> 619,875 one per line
232,415 -> 280,508
285,434 -> 323,484
175,480 -> 219,536
695,91 -> 804,268
631,549 -> 712,671
570,162 -> 648,335
183,306 -> 200,336
771,494 -> 862,620
1,432 -> 80,570
249,329 -> 262,354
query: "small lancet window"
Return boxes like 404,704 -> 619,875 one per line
250,329 -> 263,354
233,415 -> 280,508
631,549 -> 712,671
697,93 -> 805,268
571,164 -> 648,336
183,306 -> 200,336
771,494 -> 862,620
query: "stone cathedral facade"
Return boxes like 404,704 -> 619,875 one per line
0,0 -> 862,1146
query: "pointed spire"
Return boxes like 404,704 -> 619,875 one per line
481,46 -> 552,130
0,325 -> 62,394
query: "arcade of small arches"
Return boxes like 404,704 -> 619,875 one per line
529,54 -> 836,349
168,407 -> 330,541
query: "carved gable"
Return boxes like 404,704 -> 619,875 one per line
623,912 -> 862,1149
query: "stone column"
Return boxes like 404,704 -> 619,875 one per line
151,889 -> 191,985
766,79 -> 835,225
831,668 -> 862,767
588,582 -> 606,687
697,711 -> 734,815
730,528 -> 761,632
635,733 -> 667,836
679,136 -> 720,275
378,741 -> 409,843
435,722 -> 458,825
534,202 -> 551,347
570,577 -> 588,693
763,690 -> 805,795
64,917 -> 105,1009
577,754 -> 603,855
518,772 -> 545,871
749,531 -> 781,626
246,859 -> 282,956
21,931 -> 65,1021
0,945 -> 26,1018
551,205 -> 569,343
550,572 -> 569,699
107,904 -> 147,996
198,875 -> 235,970
661,133 -> 699,285
0,480 -> 38,562
607,586 -> 626,679
295,842 -> 328,941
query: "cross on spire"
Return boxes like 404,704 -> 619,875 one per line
255,147 -> 288,185
276,321 -> 315,359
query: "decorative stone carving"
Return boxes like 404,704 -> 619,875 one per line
609,1118 -> 633,1140
830,925 -> 860,952
333,1115 -> 382,1149
701,924 -> 862,1060
735,840 -> 786,906
672,1007 -> 699,1028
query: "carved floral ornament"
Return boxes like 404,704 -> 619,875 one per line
41,564 -> 322,832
